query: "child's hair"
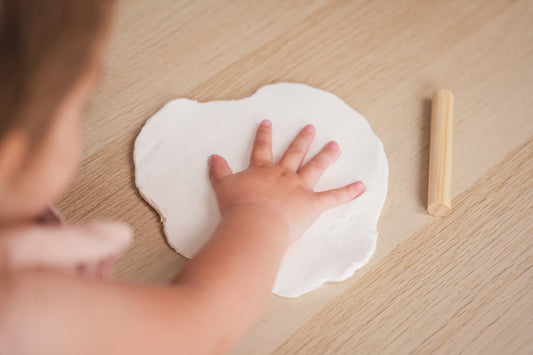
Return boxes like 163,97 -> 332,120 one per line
0,0 -> 115,144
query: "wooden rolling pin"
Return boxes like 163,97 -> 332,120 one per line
428,89 -> 454,216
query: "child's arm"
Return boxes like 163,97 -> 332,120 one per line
0,121 -> 364,354
174,120 -> 365,348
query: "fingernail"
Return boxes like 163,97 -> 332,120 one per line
261,119 -> 272,127
328,141 -> 339,151
305,124 -> 315,133
208,155 -> 216,165
352,181 -> 365,194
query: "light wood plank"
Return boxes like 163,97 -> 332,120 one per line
53,0 -> 533,352
273,138 -> 533,354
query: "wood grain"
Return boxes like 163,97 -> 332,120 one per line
55,0 -> 533,353
274,138 -> 533,354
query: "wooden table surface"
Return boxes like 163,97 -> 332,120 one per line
57,0 -> 533,353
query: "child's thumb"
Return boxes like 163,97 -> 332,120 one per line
208,154 -> 232,187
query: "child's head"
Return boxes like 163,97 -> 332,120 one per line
0,0 -> 115,222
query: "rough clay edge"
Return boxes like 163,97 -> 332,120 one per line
133,82 -> 389,298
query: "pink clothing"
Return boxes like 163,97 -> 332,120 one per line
0,206 -> 132,279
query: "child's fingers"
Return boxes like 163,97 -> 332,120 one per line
250,119 -> 273,165
299,141 -> 340,187
96,257 -> 115,280
84,262 -> 98,278
72,257 -> 115,280
279,124 -> 316,171
100,257 -> 116,280
317,181 -> 365,210
1,222 -> 133,271
208,154 -> 233,187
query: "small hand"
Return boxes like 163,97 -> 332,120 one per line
208,119 -> 365,241
0,222 -> 132,279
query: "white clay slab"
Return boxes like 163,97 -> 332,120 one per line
134,83 -> 388,298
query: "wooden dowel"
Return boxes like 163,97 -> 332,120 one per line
428,89 -> 454,216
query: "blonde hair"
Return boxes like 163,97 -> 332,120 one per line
0,0 -> 115,290
0,0 -> 115,144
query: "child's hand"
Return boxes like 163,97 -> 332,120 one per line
208,119 -> 365,240
1,222 -> 132,279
